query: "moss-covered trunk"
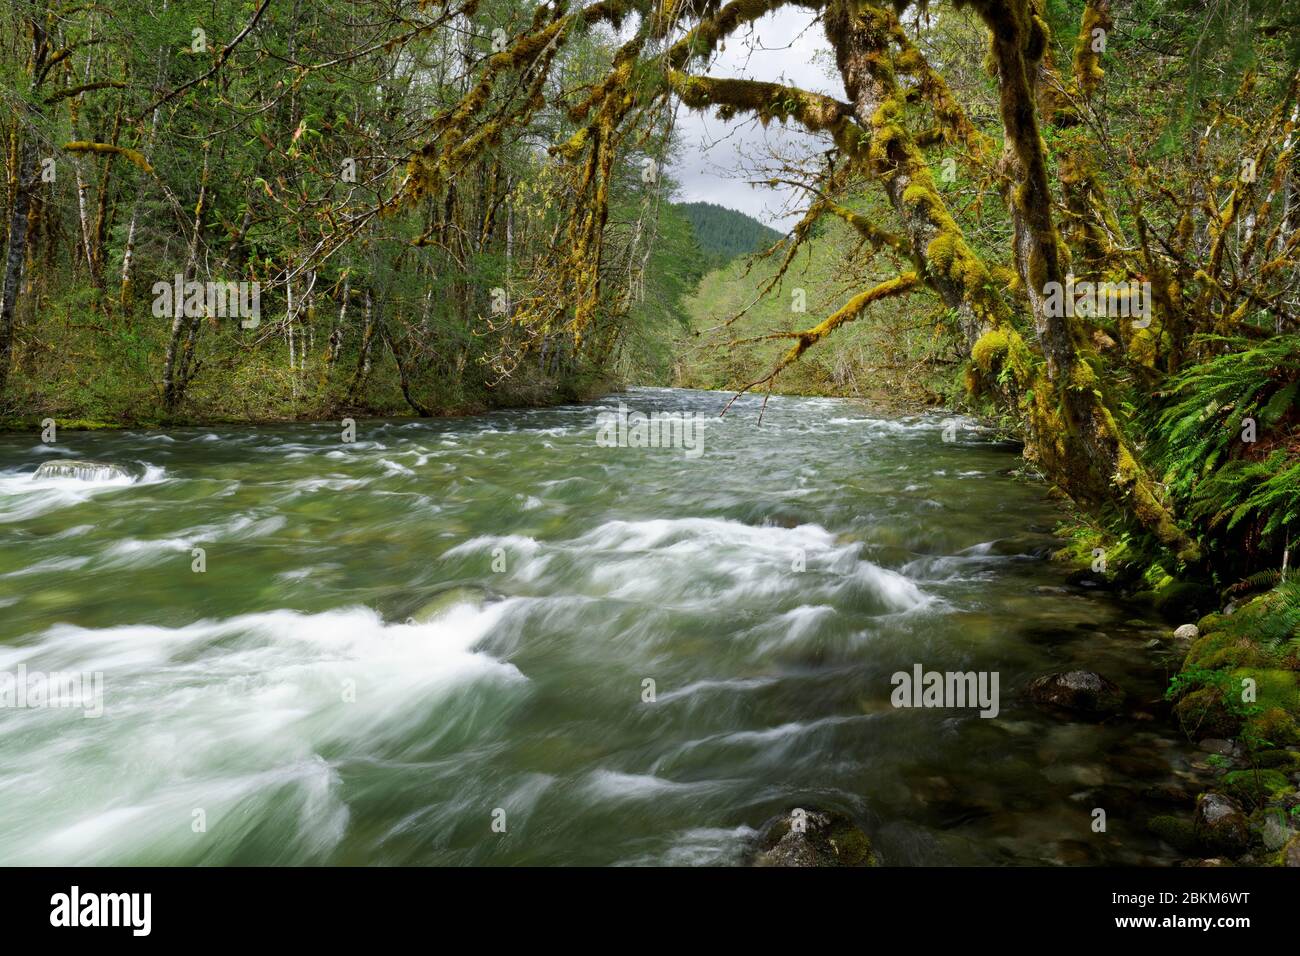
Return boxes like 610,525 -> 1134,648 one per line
827,0 -> 1199,562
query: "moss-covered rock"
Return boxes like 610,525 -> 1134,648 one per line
1280,833 -> 1300,867
1170,601 -> 1299,746
1221,769 -> 1293,808
1250,807 -> 1294,852
753,809 -> 879,867
1173,686 -> 1243,740
1184,631 -> 1273,671
1196,611 -> 1228,634
1148,814 -> 1199,853
1254,749 -> 1300,771
1244,706 -> 1300,748
1194,792 -> 1250,855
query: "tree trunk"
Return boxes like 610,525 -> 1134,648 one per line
0,136 -> 37,398
0,8 -> 48,398
161,148 -> 210,412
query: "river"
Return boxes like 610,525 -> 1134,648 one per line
0,387 -> 1201,865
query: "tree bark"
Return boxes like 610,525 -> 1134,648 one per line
0,7 -> 49,398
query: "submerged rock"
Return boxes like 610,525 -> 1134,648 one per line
1197,738 -> 1234,756
753,809 -> 878,867
406,585 -> 490,624
1027,671 -> 1124,717
33,459 -> 138,482
1194,793 -> 1250,856
1065,569 -> 1110,589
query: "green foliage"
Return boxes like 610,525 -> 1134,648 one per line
1150,335 -> 1300,575
1118,0 -> 1300,144
669,213 -> 958,405
1231,579 -> 1300,653
0,0 -> 684,423
615,201 -> 706,383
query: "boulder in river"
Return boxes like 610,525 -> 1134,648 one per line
33,459 -> 138,482
405,585 -> 490,624
753,809 -> 878,867
1194,792 -> 1249,856
1027,671 -> 1124,717
1173,623 -> 1199,641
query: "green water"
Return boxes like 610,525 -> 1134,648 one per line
0,388 -> 1201,865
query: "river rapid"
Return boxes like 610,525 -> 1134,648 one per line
0,387 -> 1201,865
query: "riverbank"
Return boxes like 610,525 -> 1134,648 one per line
0,375 -> 618,434
1051,534 -> 1300,867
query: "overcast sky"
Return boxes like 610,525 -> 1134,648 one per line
667,7 -> 845,232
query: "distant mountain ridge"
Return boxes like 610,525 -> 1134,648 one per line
673,201 -> 783,266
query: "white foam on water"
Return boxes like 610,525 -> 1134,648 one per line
838,560 -> 930,612
581,770 -> 719,800
286,477 -> 369,493
0,465 -> 166,523
618,825 -> 759,866
656,677 -> 776,703
749,604 -> 840,651
0,602 -> 523,864
655,715 -> 872,771
444,534 -> 541,560
96,512 -> 287,567
1,555 -> 91,578
102,536 -> 194,559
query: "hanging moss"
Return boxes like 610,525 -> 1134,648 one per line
972,329 -> 1011,373
1068,358 -> 1100,393
1071,0 -> 1113,99
63,142 -> 153,173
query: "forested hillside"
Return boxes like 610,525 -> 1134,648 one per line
674,201 -> 784,267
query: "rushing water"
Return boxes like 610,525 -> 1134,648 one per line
0,387 -> 1204,865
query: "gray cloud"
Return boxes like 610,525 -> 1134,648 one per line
668,8 -> 843,231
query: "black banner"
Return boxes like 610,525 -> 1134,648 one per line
0,864 -> 1287,942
